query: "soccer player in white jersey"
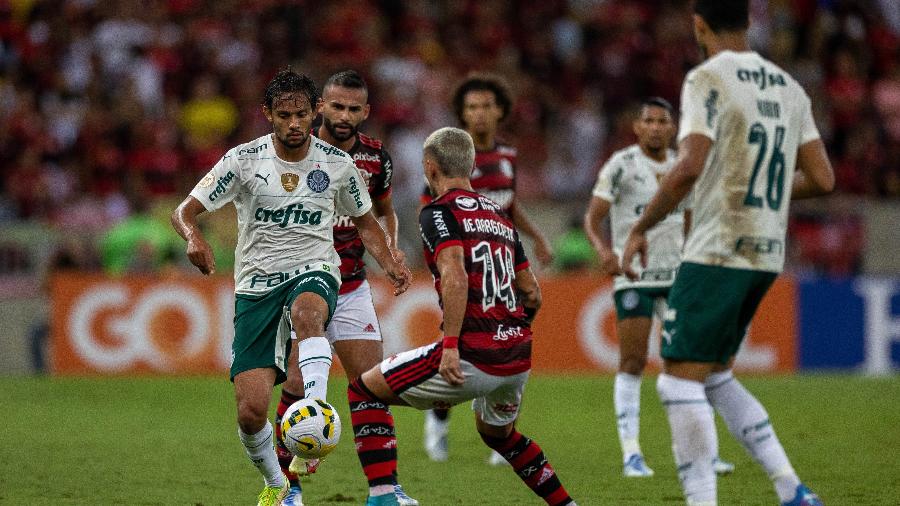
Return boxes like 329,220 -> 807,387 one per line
171,69 -> 410,506
585,97 -> 734,478
621,1 -> 834,505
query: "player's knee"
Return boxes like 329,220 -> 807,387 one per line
236,398 -> 269,433
291,309 -> 326,338
619,355 -> 647,375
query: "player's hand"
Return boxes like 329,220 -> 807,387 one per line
186,236 -> 216,275
391,246 -> 406,265
598,249 -> 622,277
620,231 -> 647,281
386,259 -> 411,295
439,347 -> 465,385
534,239 -> 554,266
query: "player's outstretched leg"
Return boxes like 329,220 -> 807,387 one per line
657,373 -> 718,506
348,378 -> 400,506
478,426 -> 576,506
704,370 -> 823,506
423,408 -> 450,461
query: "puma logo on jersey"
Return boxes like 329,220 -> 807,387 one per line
255,173 -> 270,184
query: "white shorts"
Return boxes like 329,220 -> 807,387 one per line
380,342 -> 529,426
292,280 -> 383,343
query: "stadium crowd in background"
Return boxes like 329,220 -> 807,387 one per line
1,0 -> 897,277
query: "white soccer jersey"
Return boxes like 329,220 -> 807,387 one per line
678,50 -> 820,273
593,144 -> 686,290
190,134 -> 373,295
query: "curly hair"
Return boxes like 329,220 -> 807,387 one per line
263,68 -> 320,110
451,72 -> 513,126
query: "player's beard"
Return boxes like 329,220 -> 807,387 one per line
278,130 -> 307,149
323,117 -> 358,142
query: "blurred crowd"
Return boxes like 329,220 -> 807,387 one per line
1,0 -> 897,277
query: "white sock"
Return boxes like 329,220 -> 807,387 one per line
369,484 -> 395,497
614,372 -> 642,460
705,370 -> 800,502
238,422 -> 284,487
657,374 -> 717,505
298,336 -> 332,400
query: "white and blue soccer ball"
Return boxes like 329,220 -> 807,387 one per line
280,398 -> 342,459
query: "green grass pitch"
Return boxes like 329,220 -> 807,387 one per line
2,374 -> 898,505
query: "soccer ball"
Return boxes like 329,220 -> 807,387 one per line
280,398 -> 342,459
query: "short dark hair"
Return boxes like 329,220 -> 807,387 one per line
263,68 -> 320,110
641,96 -> 674,116
323,69 -> 368,96
693,0 -> 749,33
452,73 -> 513,125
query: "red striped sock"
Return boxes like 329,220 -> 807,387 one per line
275,389 -> 303,485
348,378 -> 397,487
480,430 -> 573,506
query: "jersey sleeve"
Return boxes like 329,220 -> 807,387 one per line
678,68 -> 721,143
189,150 -> 241,212
418,204 -> 462,256
335,159 -> 373,217
591,156 -> 623,202
798,93 -> 821,145
513,230 -> 530,272
369,147 -> 393,200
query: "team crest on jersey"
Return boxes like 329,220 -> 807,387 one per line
281,173 -> 300,192
455,196 -> 479,211
307,169 -> 330,192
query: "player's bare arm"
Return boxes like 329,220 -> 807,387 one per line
514,266 -> 542,324
509,204 -> 554,266
622,134 -> 711,280
171,196 -> 216,275
350,211 -> 410,295
583,197 -> 621,276
434,244 -> 468,386
792,139 -> 835,199
372,194 -> 404,263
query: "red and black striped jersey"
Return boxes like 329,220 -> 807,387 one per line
324,130 -> 394,294
419,188 -> 532,376
420,141 -> 517,212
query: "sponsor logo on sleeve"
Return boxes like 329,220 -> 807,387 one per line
432,209 -> 449,238
208,171 -> 236,201
347,175 -> 363,208
307,169 -> 330,193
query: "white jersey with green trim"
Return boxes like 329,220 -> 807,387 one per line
678,50 -> 820,273
189,134 -> 372,295
593,144 -> 686,290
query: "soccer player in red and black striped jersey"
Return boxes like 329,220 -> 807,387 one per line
348,127 -> 576,506
273,70 -> 417,506
422,72 -> 556,464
